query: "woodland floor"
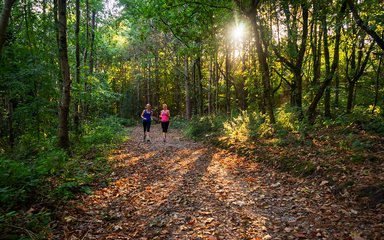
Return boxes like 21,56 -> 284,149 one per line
53,125 -> 384,240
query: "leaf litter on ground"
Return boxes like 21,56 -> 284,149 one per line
53,125 -> 384,239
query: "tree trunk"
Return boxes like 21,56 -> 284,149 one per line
184,56 -> 191,119
372,55 -> 382,114
214,54 -> 219,113
347,0 -> 384,50
334,71 -> 340,108
250,12 -> 275,123
192,60 -> 197,115
307,1 -> 346,124
74,0 -> 80,130
174,58 -> 182,115
154,53 -> 160,111
196,56 -> 204,115
0,0 -> 16,54
225,45 -> 231,114
346,80 -> 356,113
208,56 -> 213,115
58,0 -> 72,149
7,99 -> 14,148
324,86 -> 331,117
147,62 -> 151,104
84,9 -> 95,117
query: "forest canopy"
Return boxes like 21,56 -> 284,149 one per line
1,0 -> 384,151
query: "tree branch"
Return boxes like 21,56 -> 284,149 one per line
347,0 -> 384,50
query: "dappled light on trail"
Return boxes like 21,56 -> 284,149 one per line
53,125 -> 383,239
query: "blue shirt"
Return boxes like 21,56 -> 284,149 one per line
142,110 -> 152,122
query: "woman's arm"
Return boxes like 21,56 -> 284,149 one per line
140,110 -> 145,119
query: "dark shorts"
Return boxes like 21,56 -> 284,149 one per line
143,121 -> 151,132
161,122 -> 169,133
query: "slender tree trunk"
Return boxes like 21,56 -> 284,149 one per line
346,80 -> 356,113
324,86 -> 331,117
372,55 -> 382,114
192,60 -> 197,115
225,44 -> 231,114
74,0 -> 80,130
0,0 -> 16,54
7,99 -> 14,148
346,41 -> 374,113
208,56 -> 213,115
347,0 -> 384,50
137,63 -> 141,113
196,56 -> 204,115
334,71 -> 340,108
147,62 -> 151,104
184,56 -> 191,119
214,55 -> 219,113
307,1 -> 346,124
174,57 -> 182,115
84,9 -> 95,117
155,53 -> 160,111
250,12 -> 275,123
58,0 -> 72,149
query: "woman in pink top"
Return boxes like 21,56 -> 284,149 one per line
159,104 -> 170,142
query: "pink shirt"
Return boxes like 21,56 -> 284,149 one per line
160,110 -> 170,122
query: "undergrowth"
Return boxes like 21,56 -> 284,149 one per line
0,116 -> 129,239
183,106 -> 384,176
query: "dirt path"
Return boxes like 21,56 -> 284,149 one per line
54,125 -> 382,239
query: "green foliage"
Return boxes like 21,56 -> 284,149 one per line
0,210 -> 51,240
171,116 -> 189,129
223,111 -> 265,141
0,116 -> 127,239
184,115 -> 226,139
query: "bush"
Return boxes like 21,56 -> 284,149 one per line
0,115 -> 128,239
184,115 -> 225,139
171,115 -> 189,129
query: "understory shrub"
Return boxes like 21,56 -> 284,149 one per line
184,115 -> 225,139
0,116 -> 128,239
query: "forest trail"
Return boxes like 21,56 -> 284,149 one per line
53,125 -> 382,240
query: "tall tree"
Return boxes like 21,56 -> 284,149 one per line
273,1 -> 309,111
236,0 -> 276,123
74,0 -> 81,129
346,0 -> 384,50
0,0 -> 16,54
57,0 -> 72,149
307,0 -> 347,123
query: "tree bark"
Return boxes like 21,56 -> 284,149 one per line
347,0 -> 384,50
58,0 -> 72,149
307,1 -> 346,124
372,55 -> 382,114
225,44 -> 231,114
7,99 -> 14,148
184,56 -> 191,119
334,71 -> 340,108
0,0 -> 16,54
214,54 -> 219,113
74,0 -> 80,130
248,7 -> 275,124
208,55 -> 213,115
196,56 -> 204,115
272,2 -> 308,111
346,41 -> 374,113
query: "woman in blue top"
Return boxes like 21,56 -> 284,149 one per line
141,103 -> 152,142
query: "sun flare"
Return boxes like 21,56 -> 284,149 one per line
231,23 -> 245,42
